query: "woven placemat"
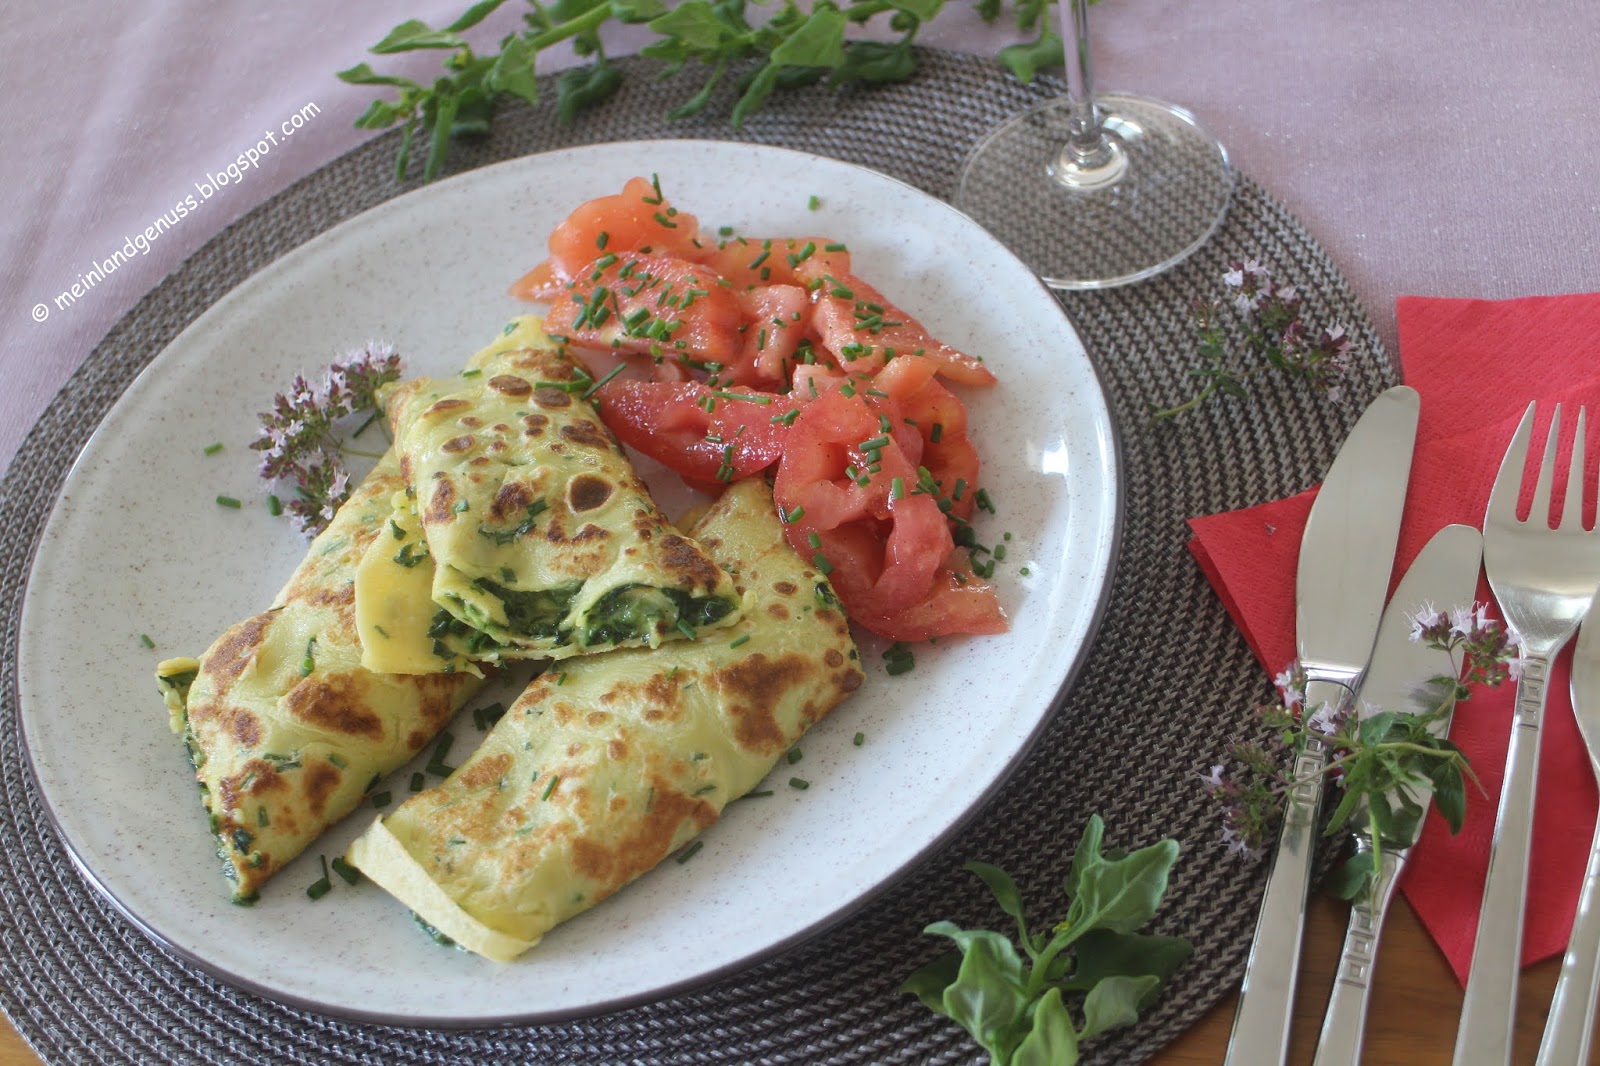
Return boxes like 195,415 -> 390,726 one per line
0,49 -> 1396,1064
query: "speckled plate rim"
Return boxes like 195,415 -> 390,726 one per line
15,139 -> 1122,1028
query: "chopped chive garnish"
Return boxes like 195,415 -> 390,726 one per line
331,856 -> 361,885
730,633 -> 751,649
784,504 -> 805,523
930,423 -> 943,443
410,772 -> 425,792
976,488 -> 996,514
853,732 -> 865,746
139,633 -> 155,649
883,642 -> 916,676
824,242 -> 847,252
693,784 -> 717,796
300,637 -> 316,676
812,552 -> 833,575
718,225 -> 735,237
676,840 -> 704,864
890,477 -> 905,501
215,495 -> 242,509
995,545 -> 1008,561
596,230 -> 609,249
789,777 -> 811,790
541,774 -> 560,801
1021,566 -> 1032,576
744,789 -> 774,799
786,748 -> 803,765
426,731 -> 457,777
807,532 -> 822,549
203,442 -> 224,455
370,791 -> 392,808
266,494 -> 283,516
807,194 -> 821,210
461,368 -> 482,378
306,856 -> 332,900
257,807 -> 270,827
580,363 -> 627,401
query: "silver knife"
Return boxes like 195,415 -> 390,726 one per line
1225,384 -> 1421,1066
1312,523 -> 1484,1066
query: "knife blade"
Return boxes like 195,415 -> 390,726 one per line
1225,383 -> 1421,1066
1312,523 -> 1483,1066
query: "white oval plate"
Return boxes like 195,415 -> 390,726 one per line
17,140 -> 1119,1027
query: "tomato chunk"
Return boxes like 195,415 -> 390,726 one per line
701,238 -> 850,290
595,379 -> 789,488
510,176 -> 708,300
855,567 -> 1009,641
796,260 -> 997,386
725,285 -> 812,388
543,254 -> 743,367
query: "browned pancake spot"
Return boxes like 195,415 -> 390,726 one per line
490,480 -> 535,522
568,474 -> 614,513
424,398 -> 469,418
203,613 -> 274,692
608,738 -> 628,760
570,779 -> 717,899
425,479 -> 457,525
767,603 -> 790,620
533,386 -> 572,409
303,762 -> 341,818
462,753 -> 512,790
559,420 -> 610,450
522,413 -> 549,437
824,649 -> 844,668
837,668 -> 864,694
658,534 -> 722,593
772,581 -> 798,596
442,434 -> 476,454
490,375 -> 532,397
230,710 -> 261,747
586,711 -> 610,727
285,673 -> 384,741
713,652 -> 814,754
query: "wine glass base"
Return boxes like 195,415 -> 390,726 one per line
956,93 -> 1234,291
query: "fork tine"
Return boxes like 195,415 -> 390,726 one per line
1488,402 -> 1539,526
1530,404 -> 1563,529
1563,407 -> 1588,532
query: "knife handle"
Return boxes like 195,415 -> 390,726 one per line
1311,844 -> 1407,1066
1453,658 -> 1552,1066
1225,725 -> 1331,1066
1536,768 -> 1600,1066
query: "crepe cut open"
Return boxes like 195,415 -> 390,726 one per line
346,479 -> 864,960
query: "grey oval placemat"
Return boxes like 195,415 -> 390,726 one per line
0,49 -> 1395,1065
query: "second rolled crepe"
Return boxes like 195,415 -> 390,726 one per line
346,479 -> 865,960
157,450 -> 486,902
360,315 -> 743,672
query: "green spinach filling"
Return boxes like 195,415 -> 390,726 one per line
577,583 -> 734,647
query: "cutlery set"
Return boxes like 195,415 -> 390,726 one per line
1224,388 -> 1600,1065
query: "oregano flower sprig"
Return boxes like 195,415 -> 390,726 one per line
250,343 -> 404,537
1203,603 -> 1517,901
1152,259 -> 1353,421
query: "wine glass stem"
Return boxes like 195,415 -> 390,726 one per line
1053,0 -> 1126,187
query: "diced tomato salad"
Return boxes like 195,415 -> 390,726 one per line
511,176 -> 1009,642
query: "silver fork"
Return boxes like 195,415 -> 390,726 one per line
1539,618 -> 1600,1065
1454,403 -> 1600,1066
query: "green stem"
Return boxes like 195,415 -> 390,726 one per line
526,4 -> 612,50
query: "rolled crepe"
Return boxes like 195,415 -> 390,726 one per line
363,315 -> 743,668
346,479 -> 865,960
158,450 -> 485,902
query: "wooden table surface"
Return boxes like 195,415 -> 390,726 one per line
0,892 -> 1586,1064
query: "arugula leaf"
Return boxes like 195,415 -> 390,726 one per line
1012,988 -> 1078,1066
373,19 -> 469,54
906,817 -> 1188,1065
997,31 -> 1064,85
343,0 -> 1083,181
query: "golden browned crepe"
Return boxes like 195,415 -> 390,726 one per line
345,479 -> 864,959
363,316 -> 743,670
158,450 -> 486,902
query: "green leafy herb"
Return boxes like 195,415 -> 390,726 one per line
307,855 -> 333,900
342,0 -> 1073,182
1207,603 -> 1514,902
902,816 -> 1190,1065
883,641 -> 915,676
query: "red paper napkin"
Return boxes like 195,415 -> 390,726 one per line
1188,293 -> 1600,984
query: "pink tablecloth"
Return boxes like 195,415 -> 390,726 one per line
4,1 -> 1599,476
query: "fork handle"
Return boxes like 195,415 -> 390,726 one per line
1536,766 -> 1600,1066
1312,845 -> 1407,1066
1453,657 -> 1553,1066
